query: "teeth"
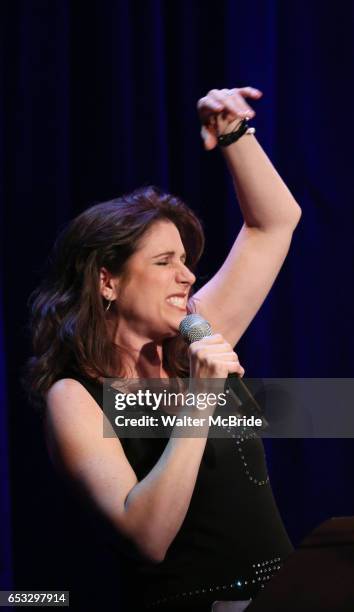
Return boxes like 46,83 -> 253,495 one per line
167,296 -> 185,307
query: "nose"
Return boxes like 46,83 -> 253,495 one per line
176,262 -> 196,287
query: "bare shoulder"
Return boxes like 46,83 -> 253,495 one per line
47,376 -> 98,403
46,377 -> 102,422
45,378 -> 105,454
45,378 -> 136,487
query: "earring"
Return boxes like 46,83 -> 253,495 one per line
105,299 -> 112,312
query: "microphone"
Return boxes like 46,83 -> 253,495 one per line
179,313 -> 265,421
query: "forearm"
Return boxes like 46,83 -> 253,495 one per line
123,434 -> 208,562
123,390 -> 217,562
221,133 -> 301,231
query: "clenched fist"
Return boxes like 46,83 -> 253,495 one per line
189,333 -> 245,380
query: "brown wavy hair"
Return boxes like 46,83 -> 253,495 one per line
25,186 -> 205,408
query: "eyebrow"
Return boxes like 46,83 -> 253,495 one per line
151,251 -> 187,259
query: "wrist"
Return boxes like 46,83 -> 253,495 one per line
217,119 -> 250,147
217,117 -> 244,136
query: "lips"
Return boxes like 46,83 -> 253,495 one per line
166,294 -> 188,310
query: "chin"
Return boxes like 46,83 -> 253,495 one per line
161,319 -> 183,339
165,320 -> 181,336
155,309 -> 187,339
171,310 -> 186,328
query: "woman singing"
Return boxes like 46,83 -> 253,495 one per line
27,86 -> 301,611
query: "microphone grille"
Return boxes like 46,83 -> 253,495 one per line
179,314 -> 213,344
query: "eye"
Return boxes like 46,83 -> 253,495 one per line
155,261 -> 169,266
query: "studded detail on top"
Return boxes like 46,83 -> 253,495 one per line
224,424 -> 270,486
146,555 -> 283,608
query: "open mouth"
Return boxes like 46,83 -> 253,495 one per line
166,296 -> 187,311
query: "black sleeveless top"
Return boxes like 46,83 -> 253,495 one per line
61,373 -> 293,611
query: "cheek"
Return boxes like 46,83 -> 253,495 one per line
125,282 -> 163,312
119,268 -> 171,310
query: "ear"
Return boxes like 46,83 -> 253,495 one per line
99,267 -> 119,301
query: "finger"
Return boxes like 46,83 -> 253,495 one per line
193,347 -> 235,361
208,89 -> 246,118
226,363 -> 245,376
211,361 -> 240,377
237,86 -> 263,98
208,90 -> 241,118
230,98 -> 255,118
227,361 -> 244,374
198,98 -> 224,114
206,352 -> 239,360
206,347 -> 236,356
212,356 -> 243,369
197,96 -> 224,123
226,91 -> 257,118
194,334 -> 226,345
200,125 -> 218,151
214,90 -> 256,119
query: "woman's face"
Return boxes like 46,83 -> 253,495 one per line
114,220 -> 196,341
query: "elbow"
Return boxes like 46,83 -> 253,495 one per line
128,524 -> 168,563
121,510 -> 168,564
291,202 -> 302,228
149,549 -> 167,564
116,521 -> 167,563
285,200 -> 302,231
252,201 -> 302,234
138,541 -> 167,563
274,201 -> 302,233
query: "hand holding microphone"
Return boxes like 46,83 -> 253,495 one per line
179,314 -> 264,420
185,331 -> 244,380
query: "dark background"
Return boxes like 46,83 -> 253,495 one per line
1,0 -> 354,603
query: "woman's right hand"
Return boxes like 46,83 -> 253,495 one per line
188,333 -> 245,379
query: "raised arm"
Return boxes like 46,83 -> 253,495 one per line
193,87 -> 302,347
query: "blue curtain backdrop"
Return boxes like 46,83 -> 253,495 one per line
2,0 -> 354,597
